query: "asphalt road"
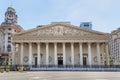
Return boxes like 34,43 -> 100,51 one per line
0,71 -> 120,80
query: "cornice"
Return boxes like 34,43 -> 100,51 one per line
12,39 -> 108,43
0,25 -> 23,30
14,23 -> 108,36
12,35 -> 109,41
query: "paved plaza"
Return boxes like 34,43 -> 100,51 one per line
0,71 -> 120,80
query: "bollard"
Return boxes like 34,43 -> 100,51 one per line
0,66 -> 5,73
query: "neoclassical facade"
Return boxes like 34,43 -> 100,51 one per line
12,22 -> 110,67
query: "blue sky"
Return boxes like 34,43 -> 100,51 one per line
0,0 -> 120,33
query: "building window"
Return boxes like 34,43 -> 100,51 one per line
8,28 -> 11,30
8,37 -> 11,40
8,41 -> 11,43
84,24 -> 89,26
14,30 -> 17,32
7,45 -> 11,52
8,33 -> 11,35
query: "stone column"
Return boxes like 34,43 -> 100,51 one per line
79,43 -> 83,66
29,43 -> 32,67
20,43 -> 24,65
88,43 -> 92,66
46,43 -> 49,65
63,43 -> 66,66
105,43 -> 110,66
54,43 -> 57,66
97,43 -> 101,65
12,43 -> 15,65
37,43 -> 40,67
71,43 -> 74,66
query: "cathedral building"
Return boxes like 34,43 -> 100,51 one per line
12,22 -> 110,67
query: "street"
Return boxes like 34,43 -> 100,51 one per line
0,71 -> 120,80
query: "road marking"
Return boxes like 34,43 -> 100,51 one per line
32,77 -> 40,79
96,79 -> 108,80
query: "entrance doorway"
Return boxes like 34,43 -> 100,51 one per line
58,56 -> 63,65
83,57 -> 87,66
35,57 -> 37,67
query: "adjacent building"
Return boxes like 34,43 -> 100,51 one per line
0,7 -> 23,64
110,28 -> 120,65
80,22 -> 92,30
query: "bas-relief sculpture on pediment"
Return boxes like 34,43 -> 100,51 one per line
24,26 -> 96,36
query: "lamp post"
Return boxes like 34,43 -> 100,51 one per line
8,52 -> 11,62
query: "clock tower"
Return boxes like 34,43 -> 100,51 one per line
0,7 -> 23,64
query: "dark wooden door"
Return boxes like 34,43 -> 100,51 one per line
83,57 -> 87,66
35,57 -> 37,66
58,57 -> 63,65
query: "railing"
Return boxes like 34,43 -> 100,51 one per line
8,65 -> 120,71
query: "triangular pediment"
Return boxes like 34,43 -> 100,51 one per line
14,23 -> 107,36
